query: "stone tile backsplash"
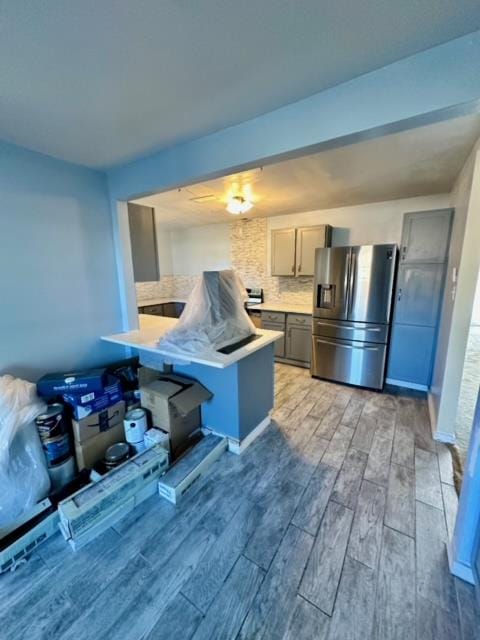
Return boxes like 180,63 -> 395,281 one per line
136,217 -> 313,305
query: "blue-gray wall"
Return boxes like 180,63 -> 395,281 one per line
0,141 -> 125,381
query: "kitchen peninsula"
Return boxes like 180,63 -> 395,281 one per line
102,315 -> 283,452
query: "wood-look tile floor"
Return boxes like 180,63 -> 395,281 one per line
3,364 -> 480,639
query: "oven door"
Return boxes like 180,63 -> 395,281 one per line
311,335 -> 387,390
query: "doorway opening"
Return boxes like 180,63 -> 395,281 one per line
454,268 -> 480,476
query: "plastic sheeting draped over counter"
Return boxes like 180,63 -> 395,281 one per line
157,270 -> 256,357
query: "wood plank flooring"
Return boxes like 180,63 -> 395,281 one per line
2,363 -> 478,640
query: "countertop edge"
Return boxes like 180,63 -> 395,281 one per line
101,316 -> 283,369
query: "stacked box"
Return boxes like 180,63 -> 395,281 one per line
72,400 -> 126,469
63,375 -> 123,420
0,500 -> 58,573
37,369 -> 107,396
58,445 -> 169,549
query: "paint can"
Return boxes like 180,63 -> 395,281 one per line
124,408 -> 147,451
35,403 -> 68,439
48,456 -> 75,491
104,442 -> 130,469
41,433 -> 71,467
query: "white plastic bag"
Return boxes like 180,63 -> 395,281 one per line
0,375 -> 51,527
158,270 -> 256,356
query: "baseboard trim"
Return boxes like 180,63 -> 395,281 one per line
427,393 -> 438,440
227,415 -> 272,455
275,357 -> 310,370
434,430 -> 456,444
385,378 -> 428,391
202,414 -> 272,456
447,542 -> 476,585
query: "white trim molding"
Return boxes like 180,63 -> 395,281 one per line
227,415 -> 272,455
202,414 -> 272,455
433,431 -> 456,444
448,542 -> 476,585
385,378 -> 428,392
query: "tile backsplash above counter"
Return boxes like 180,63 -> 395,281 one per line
136,217 -> 317,307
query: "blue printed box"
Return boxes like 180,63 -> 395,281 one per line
63,376 -> 123,420
37,369 -> 107,396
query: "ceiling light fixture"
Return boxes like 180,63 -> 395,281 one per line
226,195 -> 253,215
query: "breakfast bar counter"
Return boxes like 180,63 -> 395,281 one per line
102,315 -> 283,451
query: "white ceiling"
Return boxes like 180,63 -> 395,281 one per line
133,113 -> 480,228
1,2 -> 480,168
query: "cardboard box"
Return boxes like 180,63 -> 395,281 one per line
37,368 -> 107,396
1,500 -> 58,574
72,400 -> 125,444
59,478 -> 158,552
59,445 -> 169,544
140,374 -> 212,456
158,434 -> 227,504
63,375 -> 123,420
74,422 -> 125,470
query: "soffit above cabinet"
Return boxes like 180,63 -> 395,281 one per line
133,113 -> 480,229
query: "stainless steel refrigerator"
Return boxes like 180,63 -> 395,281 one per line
311,244 -> 397,390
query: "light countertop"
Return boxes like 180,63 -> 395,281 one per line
138,297 -> 312,315
137,297 -> 187,307
250,302 -> 313,315
101,314 -> 283,369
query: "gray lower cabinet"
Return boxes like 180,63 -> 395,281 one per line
394,263 -> 445,326
139,302 -> 185,318
387,325 -> 436,385
262,321 -> 285,357
141,303 -> 165,315
261,311 -> 311,365
285,324 -> 311,363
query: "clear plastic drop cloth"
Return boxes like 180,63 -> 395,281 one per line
157,270 -> 256,357
0,375 -> 51,527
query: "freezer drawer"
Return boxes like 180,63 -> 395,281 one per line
311,336 -> 387,390
312,319 -> 389,344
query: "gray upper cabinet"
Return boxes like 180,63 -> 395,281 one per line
271,225 -> 331,277
394,263 -> 445,326
296,226 -> 332,276
128,203 -> 159,282
400,209 -> 452,263
271,228 -> 296,276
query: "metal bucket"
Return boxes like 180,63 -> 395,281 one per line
35,403 -> 68,439
41,433 -> 71,467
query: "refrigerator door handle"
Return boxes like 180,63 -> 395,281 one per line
314,321 -> 381,332
348,250 -> 356,315
314,337 -> 381,351
344,250 -> 351,316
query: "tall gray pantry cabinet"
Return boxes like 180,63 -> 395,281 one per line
387,209 -> 453,387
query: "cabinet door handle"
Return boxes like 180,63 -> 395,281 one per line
397,288 -> 402,301
291,264 -> 295,273
298,264 -> 302,272
401,246 -> 407,260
